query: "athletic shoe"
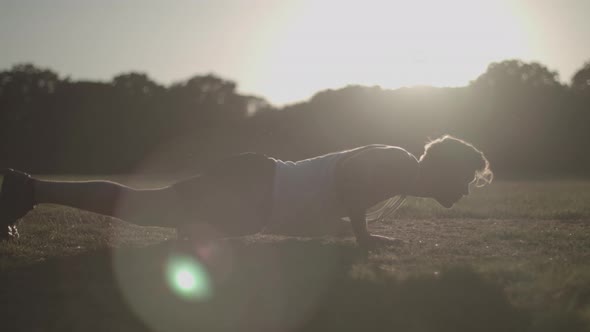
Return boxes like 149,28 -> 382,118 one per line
0,169 -> 35,240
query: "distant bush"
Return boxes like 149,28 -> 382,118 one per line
1,59 -> 589,177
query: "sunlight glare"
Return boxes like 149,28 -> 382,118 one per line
252,0 -> 530,105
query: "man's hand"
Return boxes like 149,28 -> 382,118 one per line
348,208 -> 403,251
357,234 -> 403,251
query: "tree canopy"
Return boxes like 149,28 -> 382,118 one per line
0,60 -> 588,177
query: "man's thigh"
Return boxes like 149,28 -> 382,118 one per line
172,153 -> 275,237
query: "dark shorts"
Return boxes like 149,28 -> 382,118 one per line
172,153 -> 276,236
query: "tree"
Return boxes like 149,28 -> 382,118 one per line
0,63 -> 61,100
571,61 -> 590,92
0,64 -> 63,171
112,72 -> 163,96
167,74 -> 249,127
471,59 -> 561,90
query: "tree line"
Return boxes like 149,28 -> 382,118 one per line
1,60 -> 589,177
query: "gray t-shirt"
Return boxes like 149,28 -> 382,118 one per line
268,146 -> 377,234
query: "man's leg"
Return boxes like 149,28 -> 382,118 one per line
2,152 -> 275,240
1,168 -> 186,240
172,153 -> 275,237
34,179 -> 184,227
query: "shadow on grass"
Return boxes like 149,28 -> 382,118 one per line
0,237 -> 586,332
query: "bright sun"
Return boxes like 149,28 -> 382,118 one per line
250,0 -> 529,105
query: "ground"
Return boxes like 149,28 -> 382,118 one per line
0,178 -> 589,332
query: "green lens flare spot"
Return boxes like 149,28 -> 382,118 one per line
165,254 -> 213,301
176,270 -> 196,290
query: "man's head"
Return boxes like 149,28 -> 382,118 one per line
418,135 -> 493,208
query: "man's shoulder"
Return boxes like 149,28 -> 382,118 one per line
334,145 -> 419,187
333,145 -> 419,210
341,145 -> 418,169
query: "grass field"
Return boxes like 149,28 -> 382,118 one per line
1,178 -> 589,331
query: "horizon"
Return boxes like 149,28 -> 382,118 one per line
2,0 -> 589,106
0,57 -> 576,108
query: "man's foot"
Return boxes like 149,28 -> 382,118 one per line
0,169 -> 35,240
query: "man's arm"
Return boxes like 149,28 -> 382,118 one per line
349,207 -> 402,250
335,146 -> 418,209
334,146 -> 417,249
349,208 -> 371,248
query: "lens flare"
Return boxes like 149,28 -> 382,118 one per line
165,254 -> 213,301
176,270 -> 196,290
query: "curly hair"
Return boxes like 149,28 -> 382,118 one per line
419,135 -> 493,187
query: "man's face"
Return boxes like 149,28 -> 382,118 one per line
429,169 -> 475,208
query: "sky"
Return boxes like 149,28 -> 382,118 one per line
1,0 -> 589,106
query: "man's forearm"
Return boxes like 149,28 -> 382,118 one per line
349,209 -> 370,243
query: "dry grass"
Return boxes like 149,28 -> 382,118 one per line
1,178 -> 589,331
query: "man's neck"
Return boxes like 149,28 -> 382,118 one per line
402,162 -> 430,198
